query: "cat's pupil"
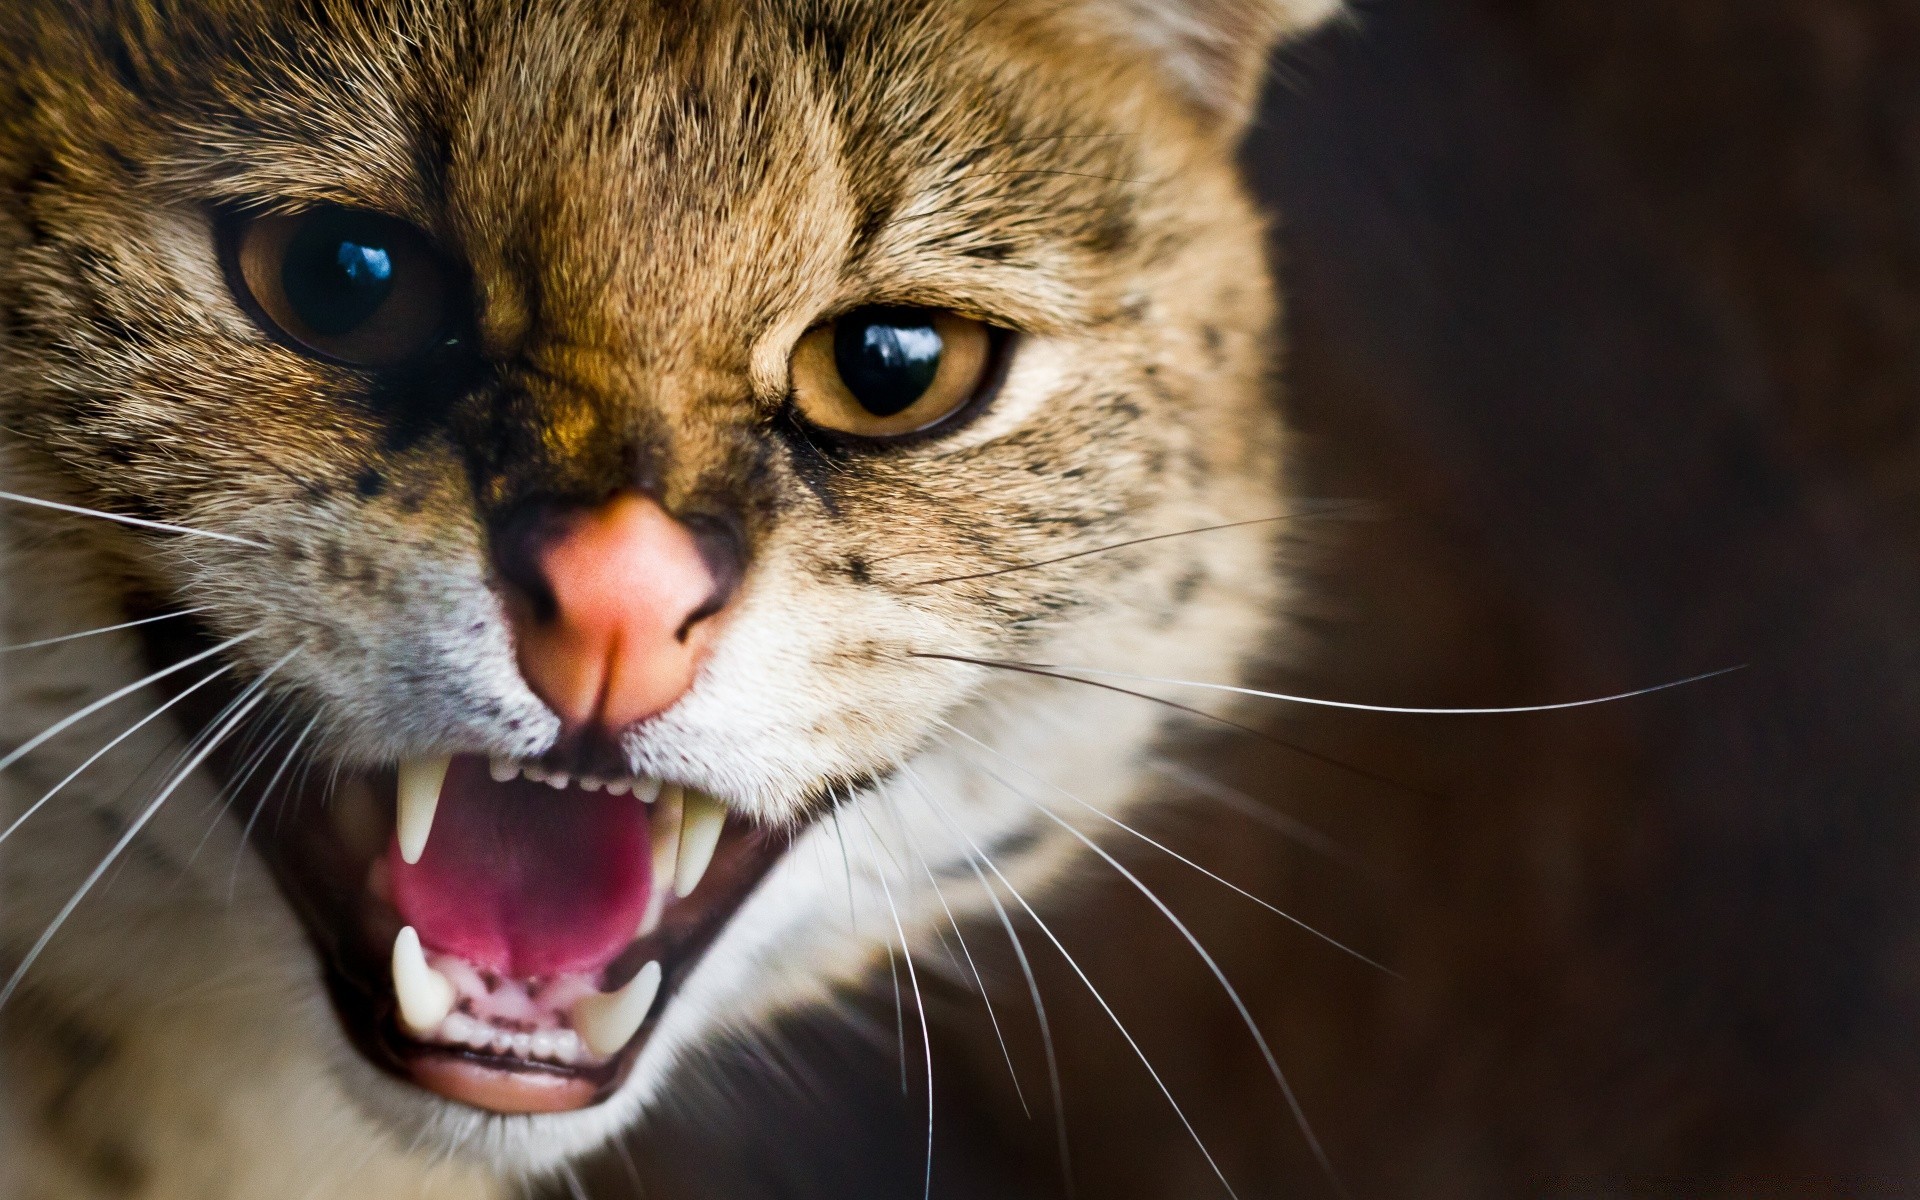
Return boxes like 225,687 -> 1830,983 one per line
834,309 -> 944,418
282,213 -> 396,337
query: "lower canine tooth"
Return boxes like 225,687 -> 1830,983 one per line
396,757 -> 452,865
573,961 -> 663,1058
391,926 -> 457,1035
675,790 -> 726,897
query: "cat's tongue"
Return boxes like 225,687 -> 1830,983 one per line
389,758 -> 651,978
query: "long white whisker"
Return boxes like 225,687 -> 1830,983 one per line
187,708 -> 294,868
915,778 -> 1239,1199
968,659 -> 1747,716
855,805 -> 912,1097
0,608 -> 208,653
0,649 -> 293,1012
1147,757 -> 1361,871
0,629 -> 262,777
228,713 -> 320,902
829,805 -> 860,932
945,723 -> 1396,978
898,760 -> 1072,1195
884,781 -> 1031,1118
860,809 -> 936,1200
0,490 -> 269,548
948,740 -> 1343,1190
0,662 -> 238,848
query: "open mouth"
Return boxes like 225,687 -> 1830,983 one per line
251,752 -> 788,1115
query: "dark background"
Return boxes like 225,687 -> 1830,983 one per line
571,2 -> 1920,1195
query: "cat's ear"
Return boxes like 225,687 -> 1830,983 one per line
1030,0 -> 1344,133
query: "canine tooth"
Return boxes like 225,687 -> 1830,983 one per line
580,776 -> 605,793
391,927 -> 456,1035
573,961 -> 662,1058
651,785 -> 684,890
674,790 -> 726,898
396,757 -> 451,865
489,757 -> 518,783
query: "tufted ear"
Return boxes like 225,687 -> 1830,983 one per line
1039,0 -> 1344,133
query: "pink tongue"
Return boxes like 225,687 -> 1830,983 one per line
389,757 -> 651,978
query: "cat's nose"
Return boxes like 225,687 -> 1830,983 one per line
493,494 -> 736,732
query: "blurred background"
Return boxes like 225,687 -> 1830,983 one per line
572,2 -> 1920,1195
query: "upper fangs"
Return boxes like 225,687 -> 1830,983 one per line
396,757 -> 451,866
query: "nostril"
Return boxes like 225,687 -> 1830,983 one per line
676,514 -> 745,642
489,502 -> 571,626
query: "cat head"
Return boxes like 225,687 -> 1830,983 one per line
0,0 -> 1332,1177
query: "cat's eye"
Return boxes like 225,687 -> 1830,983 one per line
790,307 -> 995,439
224,207 -> 453,368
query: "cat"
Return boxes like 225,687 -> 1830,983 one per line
0,1 -> 1341,1195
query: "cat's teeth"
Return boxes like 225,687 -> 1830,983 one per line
572,961 -> 662,1058
630,777 -> 664,805
391,926 -> 456,1035
579,776 -> 605,793
651,785 -> 683,883
675,790 -> 726,897
396,757 -> 451,865
488,757 -> 518,784
640,786 -> 685,936
605,779 -> 631,797
544,772 -> 570,790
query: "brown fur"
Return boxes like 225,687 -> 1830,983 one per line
0,1 -> 1337,1196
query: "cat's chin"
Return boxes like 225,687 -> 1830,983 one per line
247,751 -> 794,1120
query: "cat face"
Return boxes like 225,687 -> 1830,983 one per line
0,0 -> 1330,1180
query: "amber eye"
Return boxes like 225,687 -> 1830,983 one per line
225,207 -> 453,368
791,307 -> 994,439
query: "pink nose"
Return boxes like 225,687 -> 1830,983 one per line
506,495 -> 725,731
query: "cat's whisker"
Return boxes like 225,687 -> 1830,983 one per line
829,802 -> 860,934
946,740 -> 1343,1191
0,648 -> 293,1012
860,809 -> 937,1200
0,629 -> 263,778
942,721 -> 1397,979
0,661 -> 238,848
915,778 -> 1240,1200
856,807 -> 913,1098
899,503 -> 1366,588
971,660 -> 1751,716
187,706 -> 295,869
915,652 -> 1438,800
228,713 -> 320,903
883,777 -> 1032,1119
0,489 -> 270,548
0,607 -> 207,653
1146,757 -> 1364,873
897,760 -> 1073,1194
